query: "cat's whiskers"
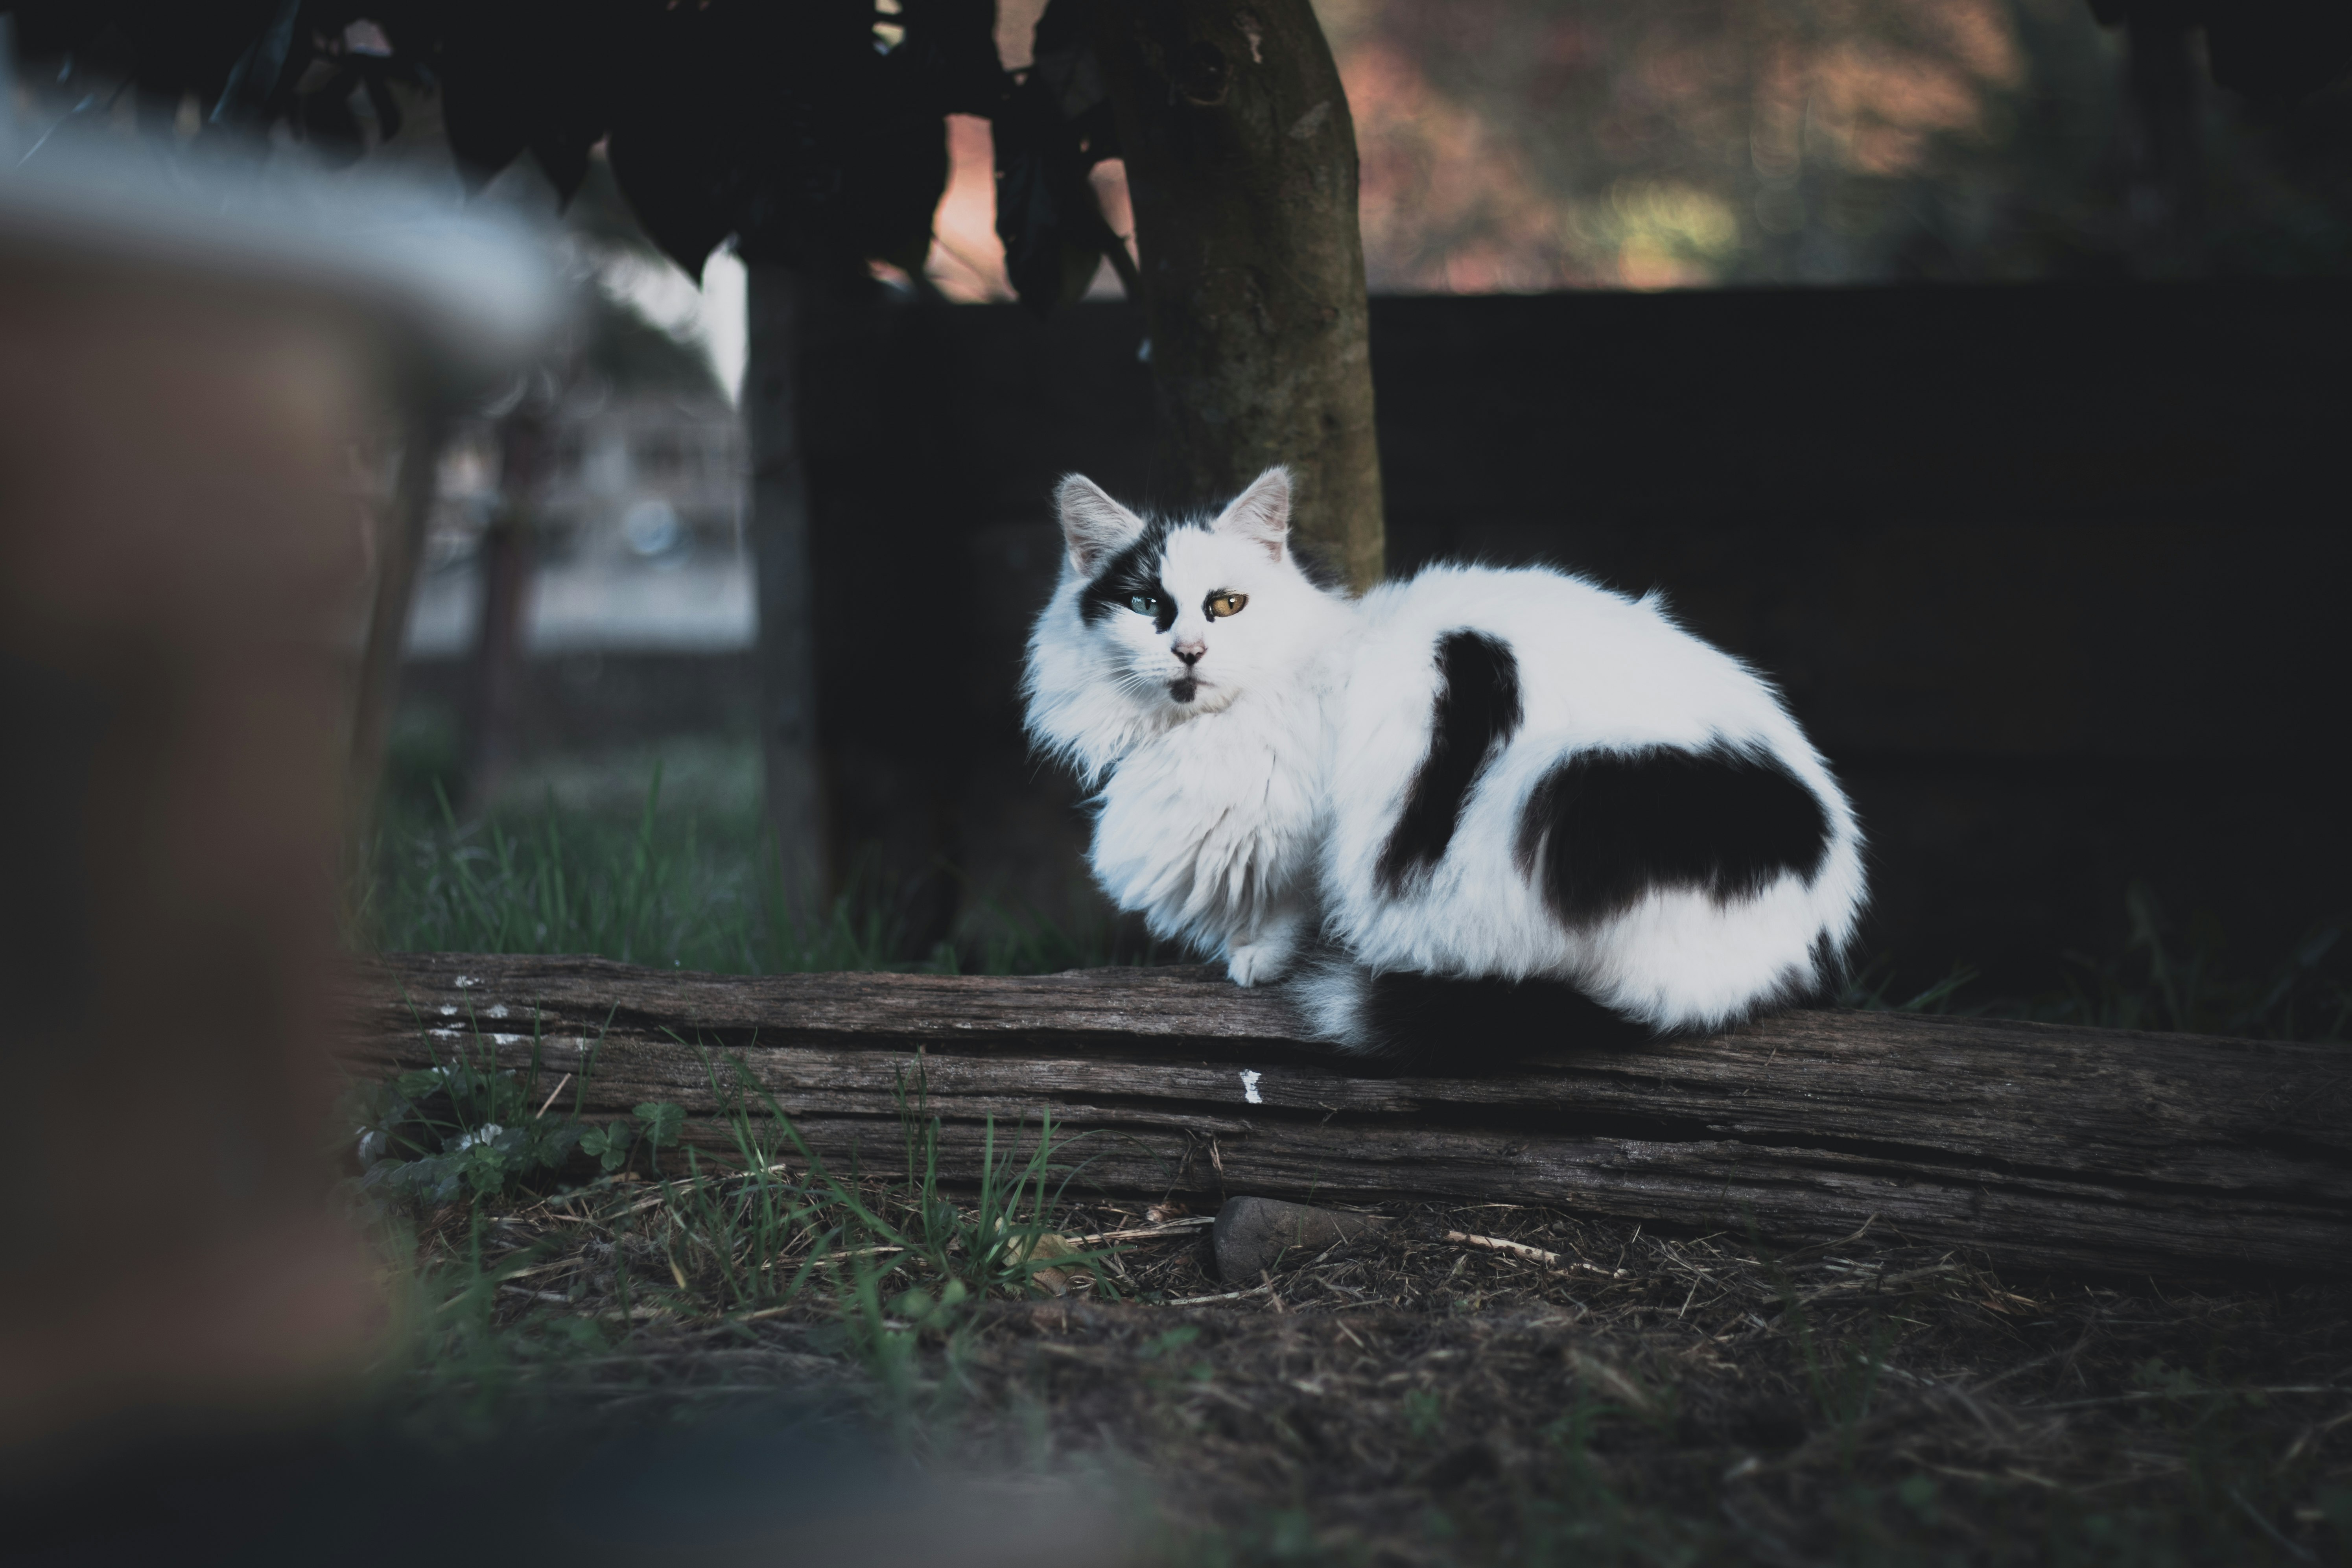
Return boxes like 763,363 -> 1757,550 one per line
1113,660 -> 1213,713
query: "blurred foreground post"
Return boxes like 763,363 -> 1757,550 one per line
1092,0 -> 1385,589
0,242 -> 382,1457
0,148 -> 552,1465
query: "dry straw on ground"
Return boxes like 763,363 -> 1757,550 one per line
403,1175 -> 2352,1565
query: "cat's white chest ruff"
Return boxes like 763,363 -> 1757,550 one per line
1088,702 -> 1323,965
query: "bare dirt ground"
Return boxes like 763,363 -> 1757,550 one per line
431,1188 -> 2352,1566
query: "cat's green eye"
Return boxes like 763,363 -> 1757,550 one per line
1207,591 -> 1248,619
1127,593 -> 1159,616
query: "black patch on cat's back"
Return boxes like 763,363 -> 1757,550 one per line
1376,631 -> 1523,894
1513,740 -> 1830,928
1079,518 -> 1191,634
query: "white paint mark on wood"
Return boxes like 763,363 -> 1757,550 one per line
440,1004 -> 457,1016
1241,1069 -> 1263,1104
487,1003 -> 510,1019
455,975 -> 481,988
492,1032 -> 522,1046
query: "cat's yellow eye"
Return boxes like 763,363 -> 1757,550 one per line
1207,591 -> 1248,619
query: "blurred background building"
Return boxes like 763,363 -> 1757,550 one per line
405,393 -> 750,659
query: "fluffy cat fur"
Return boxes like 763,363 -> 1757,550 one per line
1023,468 -> 1867,1063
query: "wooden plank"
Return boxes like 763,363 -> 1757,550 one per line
341,954 -> 2352,1280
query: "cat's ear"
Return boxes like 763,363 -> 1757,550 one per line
1055,475 -> 1146,575
1212,467 -> 1291,562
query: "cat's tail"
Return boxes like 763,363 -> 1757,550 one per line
1294,960 -> 1657,1071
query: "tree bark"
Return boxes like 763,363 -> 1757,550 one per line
347,404 -> 450,831
345,954 -> 2352,1282
744,264 -> 829,920
1091,0 -> 1385,590
460,403 -> 549,812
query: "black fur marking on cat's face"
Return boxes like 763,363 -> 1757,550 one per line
1348,971 -> 1655,1069
1513,740 -> 1830,929
1079,518 -> 1192,634
1377,630 -> 1523,894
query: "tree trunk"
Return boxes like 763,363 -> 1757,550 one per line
344,954 -> 2352,1282
347,404 -> 450,830
1091,0 -> 1385,590
460,403 -> 549,812
744,264 -> 829,920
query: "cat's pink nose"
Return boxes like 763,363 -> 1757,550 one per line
1173,640 -> 1205,666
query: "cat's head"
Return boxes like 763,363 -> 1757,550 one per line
1024,467 -> 1339,781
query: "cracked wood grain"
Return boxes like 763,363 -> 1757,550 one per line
341,954 -> 2352,1280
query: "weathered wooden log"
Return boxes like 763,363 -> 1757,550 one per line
341,954 -> 2352,1281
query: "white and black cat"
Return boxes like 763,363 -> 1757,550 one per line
1023,467 -> 1867,1062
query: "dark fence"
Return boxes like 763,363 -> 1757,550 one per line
424,282 -> 2352,994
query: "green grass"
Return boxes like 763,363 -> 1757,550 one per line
356,765 -> 1143,976
353,1027 -> 1130,1449
2029,881 -> 2350,1041
1843,879 -> 2349,1043
359,768 -> 891,971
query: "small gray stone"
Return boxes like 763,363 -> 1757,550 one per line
1211,1197 -> 1390,1282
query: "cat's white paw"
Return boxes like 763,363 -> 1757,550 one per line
1226,940 -> 1295,988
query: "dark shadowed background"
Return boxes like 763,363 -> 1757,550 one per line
399,280 -> 2346,997
378,0 -> 2351,1009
